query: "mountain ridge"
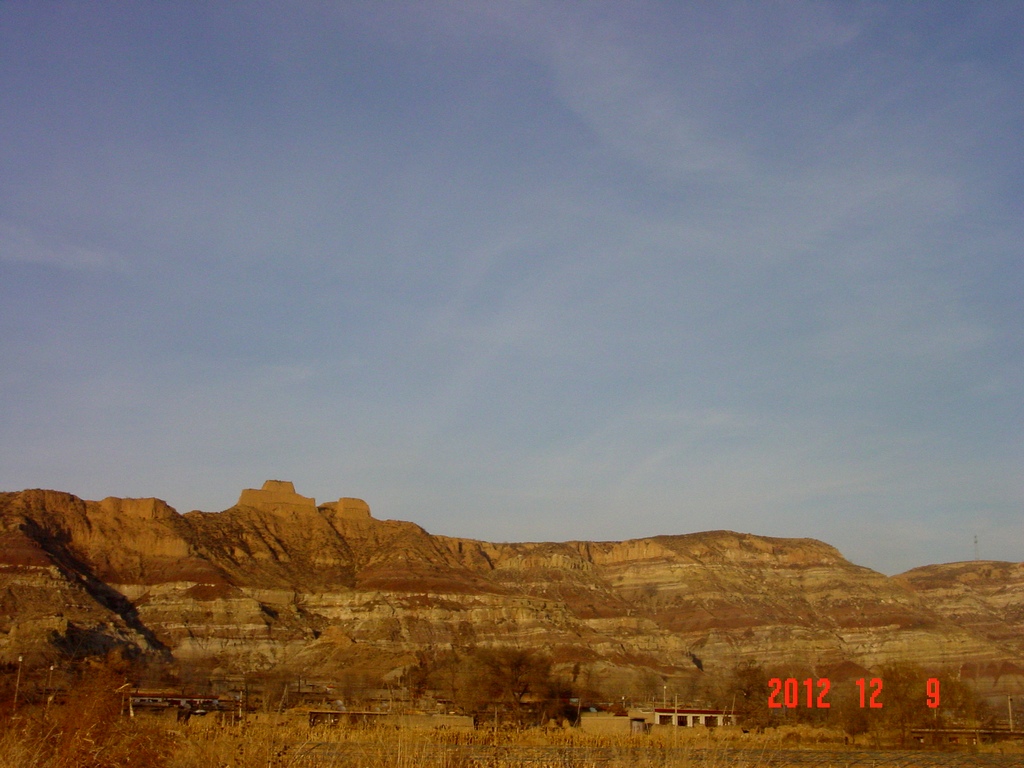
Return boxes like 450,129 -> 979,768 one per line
1,483 -> 1021,698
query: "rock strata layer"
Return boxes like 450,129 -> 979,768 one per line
1,484 -> 1021,692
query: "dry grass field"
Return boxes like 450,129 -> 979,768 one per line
3,704 -> 1024,768
2,668 -> 1022,768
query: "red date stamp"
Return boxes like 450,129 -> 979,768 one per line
767,677 -> 941,709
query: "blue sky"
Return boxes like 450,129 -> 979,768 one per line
1,2 -> 1021,575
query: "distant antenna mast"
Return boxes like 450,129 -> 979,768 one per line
973,535 -> 979,561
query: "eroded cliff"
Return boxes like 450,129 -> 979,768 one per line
1,483 -> 1021,693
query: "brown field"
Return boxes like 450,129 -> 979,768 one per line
2,660 -> 1021,768
3,700 -> 1024,768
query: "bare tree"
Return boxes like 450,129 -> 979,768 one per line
473,647 -> 553,724
725,661 -> 777,730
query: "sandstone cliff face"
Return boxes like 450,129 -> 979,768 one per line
894,561 -> 1024,651
0,491 -> 172,662
1,484 -> 1021,689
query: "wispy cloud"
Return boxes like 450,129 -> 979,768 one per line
0,220 -> 124,269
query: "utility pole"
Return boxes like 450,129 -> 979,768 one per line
974,535 -> 979,561
673,692 -> 678,748
13,655 -> 23,711
45,665 -> 54,715
1009,695 -> 1014,732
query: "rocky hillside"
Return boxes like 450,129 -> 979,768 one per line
894,561 -> 1024,676
1,482 -> 1021,694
